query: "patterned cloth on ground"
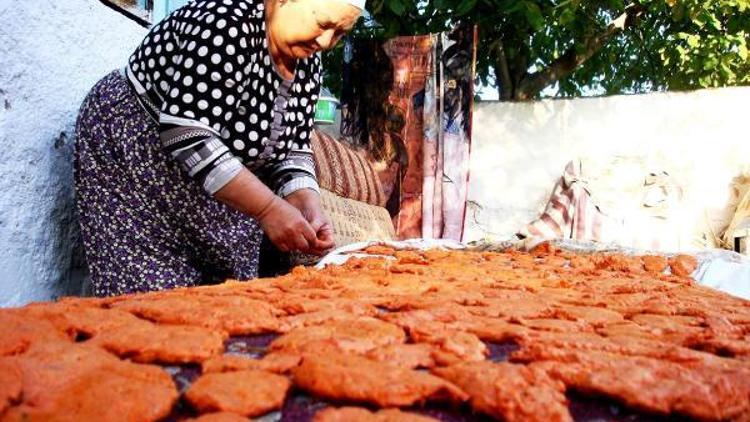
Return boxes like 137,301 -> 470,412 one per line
319,189 -> 396,247
518,160 -> 605,241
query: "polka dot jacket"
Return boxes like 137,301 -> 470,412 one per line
124,0 -> 320,196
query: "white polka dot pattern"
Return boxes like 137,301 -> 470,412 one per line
124,0 -> 321,196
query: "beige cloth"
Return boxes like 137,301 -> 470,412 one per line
723,187 -> 750,248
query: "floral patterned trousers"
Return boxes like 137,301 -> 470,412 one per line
74,71 -> 262,297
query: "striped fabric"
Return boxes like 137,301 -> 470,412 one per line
723,182 -> 750,249
261,149 -> 320,198
518,160 -> 604,241
311,129 -> 387,207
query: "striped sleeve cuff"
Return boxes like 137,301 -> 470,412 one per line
164,130 -> 243,195
203,154 -> 243,195
277,174 -> 321,198
266,150 -> 319,197
267,151 -> 317,179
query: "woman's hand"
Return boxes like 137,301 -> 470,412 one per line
256,196 -> 319,253
214,169 -> 318,253
284,189 -> 335,255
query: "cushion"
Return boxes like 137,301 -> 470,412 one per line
311,130 -> 387,207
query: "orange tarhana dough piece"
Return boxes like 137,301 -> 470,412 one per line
0,310 -> 69,356
528,348 -> 750,421
202,352 -> 302,374
291,349 -> 468,408
186,412 -> 251,422
3,341 -> 178,421
529,241 -> 557,257
313,407 -> 439,422
669,254 -> 698,277
642,255 -> 669,275
269,317 -> 406,354
17,303 -> 227,364
365,343 -> 437,369
111,294 -> 282,335
593,254 -> 645,273
91,322 -> 226,364
409,328 -> 488,364
363,245 -> 398,256
0,359 -> 22,415
185,370 -> 291,417
433,361 -> 572,422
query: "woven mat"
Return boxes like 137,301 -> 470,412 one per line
288,190 -> 396,267
320,189 -> 395,246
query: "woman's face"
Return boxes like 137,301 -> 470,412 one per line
270,0 -> 362,59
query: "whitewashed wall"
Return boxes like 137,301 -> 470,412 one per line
0,0 -> 146,306
465,87 -> 750,252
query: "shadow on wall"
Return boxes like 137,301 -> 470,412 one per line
49,131 -> 90,298
466,99 -> 566,239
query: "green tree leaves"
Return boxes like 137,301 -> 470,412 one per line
321,0 -> 750,100
387,0 -> 408,16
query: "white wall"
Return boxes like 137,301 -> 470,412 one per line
465,87 -> 750,251
0,0 -> 146,306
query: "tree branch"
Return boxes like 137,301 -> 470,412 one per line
491,39 -> 514,100
514,3 -> 646,100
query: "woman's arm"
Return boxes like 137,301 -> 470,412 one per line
265,54 -> 334,254
214,168 -> 319,253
